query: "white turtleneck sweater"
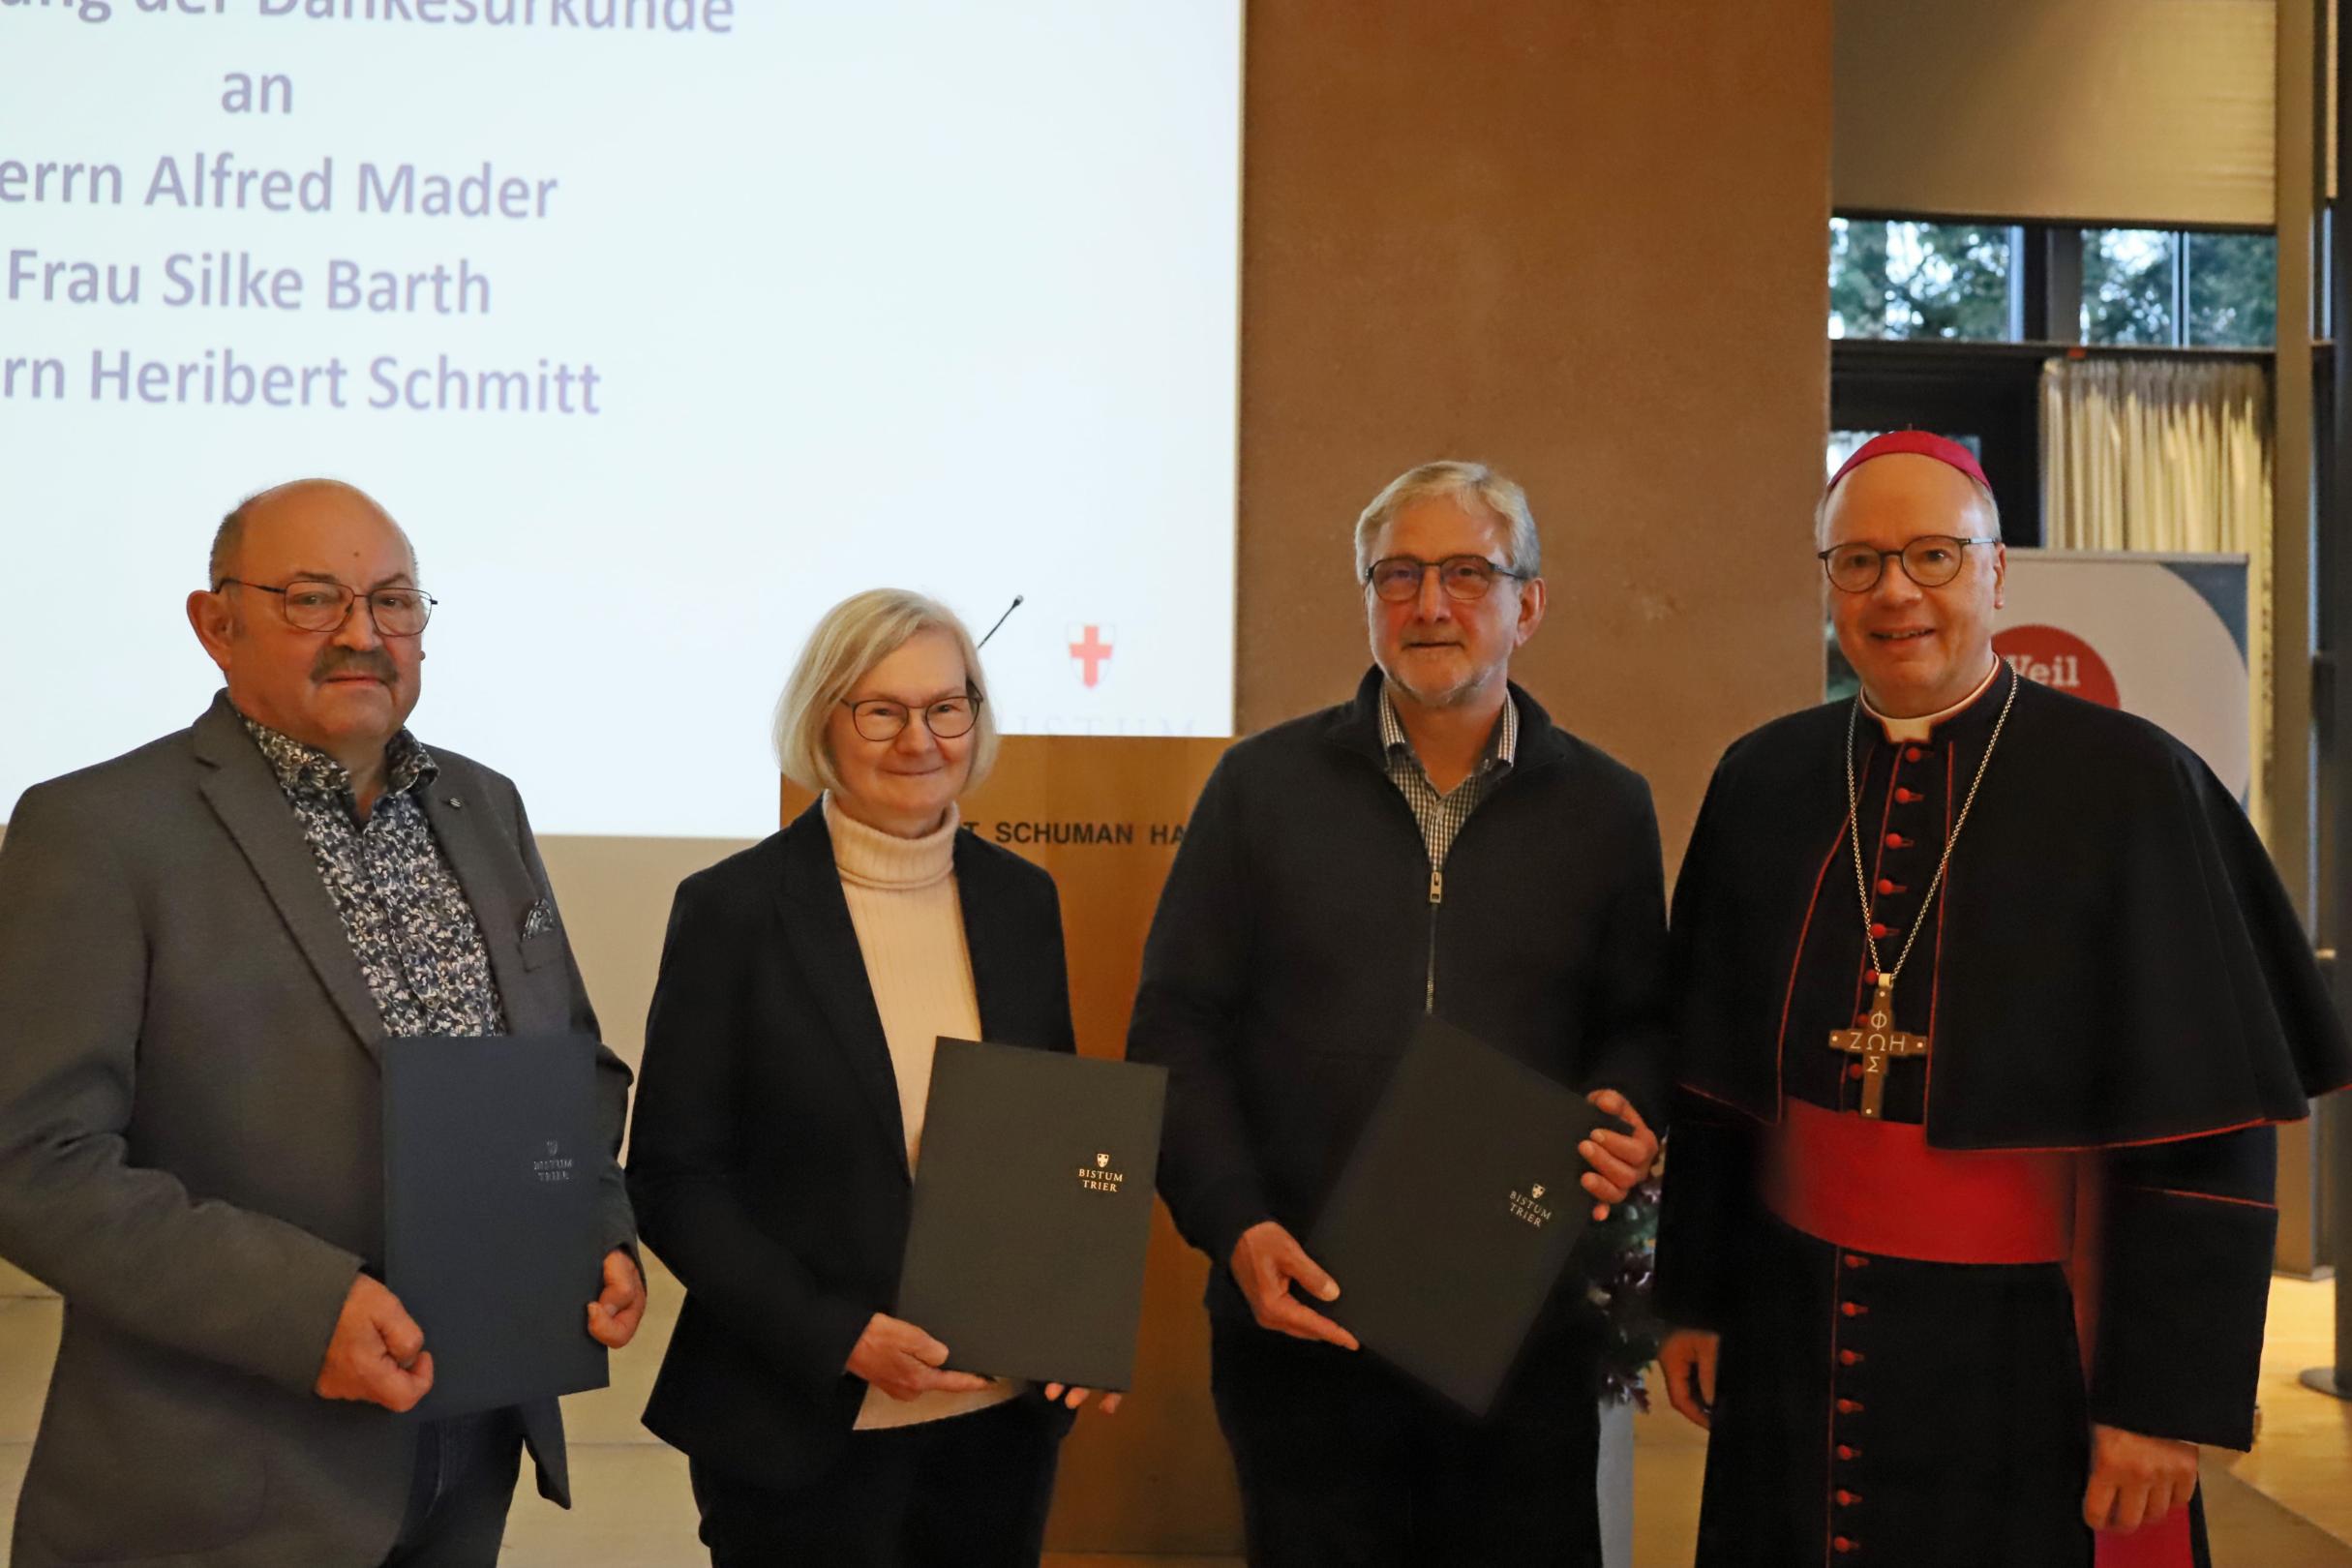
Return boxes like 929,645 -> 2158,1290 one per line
826,794 -> 1017,1431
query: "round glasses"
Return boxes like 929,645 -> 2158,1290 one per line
1364,555 -> 1531,603
214,578 -> 437,636
1817,536 -> 1999,593
839,693 -> 982,742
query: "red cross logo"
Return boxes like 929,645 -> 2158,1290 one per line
1069,624 -> 1113,688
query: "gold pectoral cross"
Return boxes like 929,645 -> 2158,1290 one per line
1827,976 -> 1929,1120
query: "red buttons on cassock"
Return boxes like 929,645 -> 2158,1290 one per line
1836,1490 -> 1860,1507
1836,1398 -> 1864,1413
1839,1349 -> 1865,1366
1836,1444 -> 1859,1461
1847,1063 -> 1864,1080
1906,746 -> 1924,761
1841,1302 -> 1868,1317
1834,1537 -> 1858,1554
1843,1253 -> 1869,1269
1868,922 -> 1893,939
1885,832 -> 1909,849
1876,878 -> 1901,894
1894,788 -> 1917,803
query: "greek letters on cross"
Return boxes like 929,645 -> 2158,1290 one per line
1827,975 -> 1929,1120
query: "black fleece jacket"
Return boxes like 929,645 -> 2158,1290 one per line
1129,666 -> 1672,1320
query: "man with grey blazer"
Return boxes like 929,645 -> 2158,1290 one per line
0,479 -> 645,1567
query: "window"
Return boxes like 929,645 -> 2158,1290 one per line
2080,227 -> 2277,347
1826,219 -> 2277,348
1829,219 -> 2020,342
2184,230 -> 2277,347
2082,228 -> 2178,346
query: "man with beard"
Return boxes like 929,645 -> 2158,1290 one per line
0,479 -> 644,1568
1655,432 -> 2352,1566
1130,461 -> 1672,1565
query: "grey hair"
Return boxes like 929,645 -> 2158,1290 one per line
772,588 -> 1000,799
1352,461 -> 1541,580
209,496 -> 256,588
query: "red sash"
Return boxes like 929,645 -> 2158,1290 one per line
1764,1098 -> 2075,1263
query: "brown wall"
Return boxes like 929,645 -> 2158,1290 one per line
1235,1 -> 1832,864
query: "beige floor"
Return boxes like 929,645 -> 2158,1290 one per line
2217,1275 -> 2352,1559
0,1272 -> 2342,1565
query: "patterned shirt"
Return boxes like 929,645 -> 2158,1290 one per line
1377,682 -> 1519,870
241,715 -> 508,1039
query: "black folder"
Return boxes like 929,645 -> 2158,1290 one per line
382,1033 -> 610,1420
1308,1015 -> 1613,1417
893,1039 -> 1167,1391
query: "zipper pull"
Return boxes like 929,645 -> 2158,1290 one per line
1429,868 -> 1443,905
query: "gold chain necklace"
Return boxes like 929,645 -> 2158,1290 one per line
1826,665 -> 2017,1118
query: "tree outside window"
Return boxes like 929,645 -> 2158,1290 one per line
2185,231 -> 2277,347
1829,219 -> 2016,342
2082,229 -> 2177,345
2081,227 -> 2276,347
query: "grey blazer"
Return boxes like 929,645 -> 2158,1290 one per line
0,693 -> 635,1568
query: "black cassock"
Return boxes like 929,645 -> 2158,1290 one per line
1656,667 -> 2352,1568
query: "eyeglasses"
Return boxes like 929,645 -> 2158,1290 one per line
214,578 -> 437,636
1817,536 -> 1999,593
1364,555 -> 1532,604
839,692 -> 982,742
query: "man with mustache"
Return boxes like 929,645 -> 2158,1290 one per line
1131,461 -> 1670,1564
1654,432 -> 2352,1565
0,479 -> 644,1567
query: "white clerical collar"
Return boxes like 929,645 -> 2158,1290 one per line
1862,657 -> 2003,742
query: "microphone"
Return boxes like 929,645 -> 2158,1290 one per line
977,593 -> 1024,649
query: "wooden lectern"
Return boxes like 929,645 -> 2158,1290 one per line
784,734 -> 1241,1555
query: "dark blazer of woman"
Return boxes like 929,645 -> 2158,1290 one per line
626,799 -> 1077,1490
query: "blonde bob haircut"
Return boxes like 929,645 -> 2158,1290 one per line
772,588 -> 1000,799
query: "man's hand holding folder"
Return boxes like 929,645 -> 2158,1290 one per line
317,1248 -> 645,1414
1225,1083 -> 1654,1359
587,1250 -> 648,1348
1577,1088 -> 1658,1221
316,1274 -> 437,1413
1040,1382 -> 1121,1413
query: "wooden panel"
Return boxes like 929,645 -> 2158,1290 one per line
1234,0 -> 1831,876
786,734 -> 1242,1553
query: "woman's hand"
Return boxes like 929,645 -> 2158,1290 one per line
844,1313 -> 994,1402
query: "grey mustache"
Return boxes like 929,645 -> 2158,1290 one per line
313,650 -> 398,682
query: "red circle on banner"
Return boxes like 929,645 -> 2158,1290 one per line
1991,624 -> 2120,708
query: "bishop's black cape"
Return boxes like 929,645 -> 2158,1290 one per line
1655,670 -> 2352,1568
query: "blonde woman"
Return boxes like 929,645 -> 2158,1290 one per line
628,589 -> 1100,1566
